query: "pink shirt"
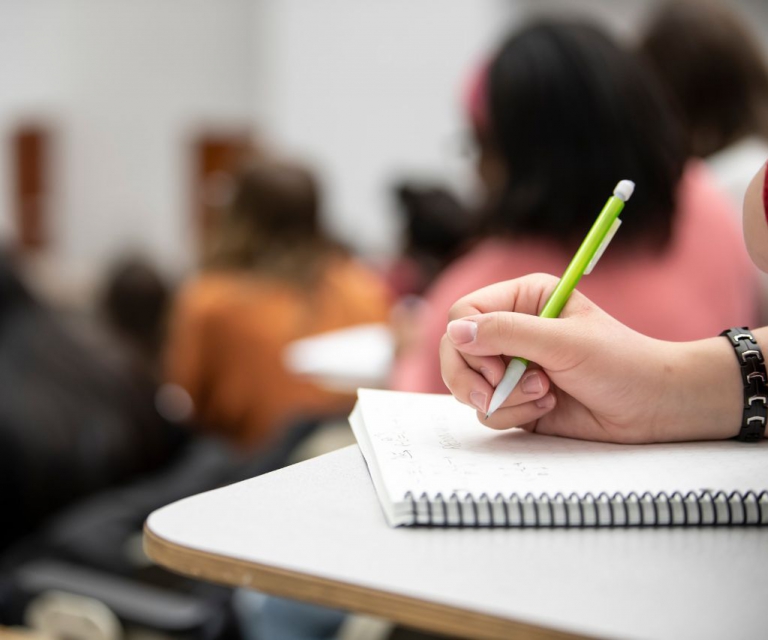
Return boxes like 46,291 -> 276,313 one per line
392,163 -> 759,393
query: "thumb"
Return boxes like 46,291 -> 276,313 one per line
446,310 -> 592,372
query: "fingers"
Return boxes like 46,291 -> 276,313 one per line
445,274 -> 601,370
446,311 -> 589,373
438,273 -> 612,433
441,335 -> 552,417
442,337 -> 507,389
439,336 -> 495,412
447,273 -> 585,320
478,391 -> 557,432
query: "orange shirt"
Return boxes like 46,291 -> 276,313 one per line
165,257 -> 390,449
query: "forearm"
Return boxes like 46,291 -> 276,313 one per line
657,327 -> 768,441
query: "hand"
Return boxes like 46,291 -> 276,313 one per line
440,273 -> 743,443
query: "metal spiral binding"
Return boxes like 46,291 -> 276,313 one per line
403,489 -> 768,527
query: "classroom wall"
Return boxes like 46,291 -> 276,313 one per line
0,2 -> 69,241
251,0 -> 512,259
0,0 -> 511,288
0,0 -> 255,294
58,0 -> 255,276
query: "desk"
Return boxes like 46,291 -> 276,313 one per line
283,323 -> 394,392
145,446 -> 768,640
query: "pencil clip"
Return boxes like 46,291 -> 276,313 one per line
585,218 -> 622,275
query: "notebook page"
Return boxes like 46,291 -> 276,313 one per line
355,389 -> 768,506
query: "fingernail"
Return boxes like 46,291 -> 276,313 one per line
479,367 -> 494,386
470,391 -> 487,412
447,319 -> 477,344
521,371 -> 543,395
535,393 -> 555,409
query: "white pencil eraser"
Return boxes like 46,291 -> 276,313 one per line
614,180 -> 635,201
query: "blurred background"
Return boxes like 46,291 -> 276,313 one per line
2,0 -> 505,299
1,1 -> 768,639
2,0 -> 761,299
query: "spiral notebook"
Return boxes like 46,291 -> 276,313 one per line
349,389 -> 768,527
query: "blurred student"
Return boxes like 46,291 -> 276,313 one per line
385,181 -> 472,298
384,181 -> 473,362
164,160 -> 390,450
640,0 -> 768,208
391,20 -> 757,394
0,252 -> 180,551
100,255 -> 172,380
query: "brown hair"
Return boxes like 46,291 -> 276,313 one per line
640,0 -> 768,157
205,160 -> 343,286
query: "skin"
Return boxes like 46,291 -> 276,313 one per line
439,163 -> 768,444
743,163 -> 768,272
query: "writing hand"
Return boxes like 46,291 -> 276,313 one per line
440,273 -> 743,443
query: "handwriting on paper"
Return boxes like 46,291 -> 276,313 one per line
436,426 -> 462,450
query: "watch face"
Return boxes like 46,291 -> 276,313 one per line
744,161 -> 768,273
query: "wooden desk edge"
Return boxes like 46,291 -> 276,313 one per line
143,523 -> 588,640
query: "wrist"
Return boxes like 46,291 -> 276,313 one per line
656,336 -> 745,441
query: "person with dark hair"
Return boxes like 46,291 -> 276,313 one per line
164,159 -> 391,449
0,252 -> 183,551
100,256 -> 171,378
385,181 -> 472,298
391,19 -> 757,394
639,0 -> 768,207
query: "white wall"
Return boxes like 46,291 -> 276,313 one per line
0,0 -> 511,290
58,0 -> 255,276
251,0 -> 513,259
0,0 -> 255,295
0,2 -> 70,239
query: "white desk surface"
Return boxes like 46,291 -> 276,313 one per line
283,323 -> 394,392
145,446 -> 768,640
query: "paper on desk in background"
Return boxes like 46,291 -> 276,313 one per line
284,323 -> 395,392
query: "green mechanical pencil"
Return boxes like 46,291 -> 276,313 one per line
485,179 -> 635,418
